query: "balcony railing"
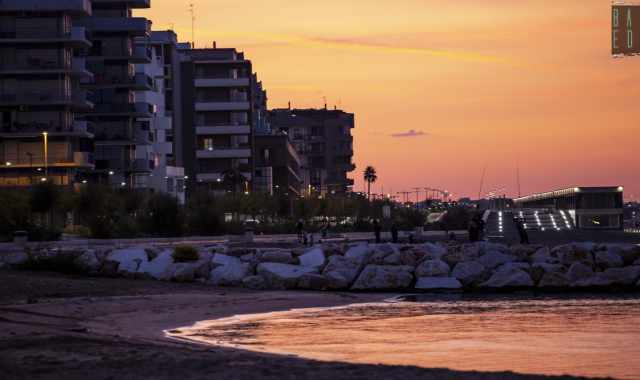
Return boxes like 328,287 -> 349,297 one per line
77,17 -> 150,36
91,102 -> 154,115
91,73 -> 153,89
0,120 -> 94,136
0,92 -> 72,105
0,58 -> 70,72
2,151 -> 94,167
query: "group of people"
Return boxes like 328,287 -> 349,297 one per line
296,219 -> 330,246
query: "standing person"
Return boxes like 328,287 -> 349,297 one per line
468,217 -> 479,243
391,222 -> 399,244
321,218 -> 329,239
477,215 -> 486,241
296,219 -> 305,244
515,217 -> 530,244
373,219 -> 382,244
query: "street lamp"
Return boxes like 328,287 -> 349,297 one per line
42,132 -> 48,178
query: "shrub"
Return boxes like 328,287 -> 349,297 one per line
172,245 -> 199,262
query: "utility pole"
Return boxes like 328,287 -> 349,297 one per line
189,3 -> 195,48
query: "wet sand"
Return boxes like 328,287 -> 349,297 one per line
0,271 -> 607,380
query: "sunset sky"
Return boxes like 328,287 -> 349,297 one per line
139,0 -> 640,200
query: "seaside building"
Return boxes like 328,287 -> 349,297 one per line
0,0 -> 95,187
268,108 -> 355,196
76,0 -> 154,188
254,134 -> 302,197
178,46 -> 256,193
134,31 -> 185,203
513,186 -> 625,230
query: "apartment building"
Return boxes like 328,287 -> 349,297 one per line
0,0 -> 94,187
135,31 -> 185,203
268,108 -> 355,196
179,47 -> 254,192
254,134 -> 302,197
76,0 -> 154,188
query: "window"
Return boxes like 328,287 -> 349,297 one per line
203,138 -> 213,151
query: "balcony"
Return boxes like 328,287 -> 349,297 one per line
1,151 -> 94,169
0,0 -> 92,15
196,147 -> 252,159
154,142 -> 173,155
71,57 -> 93,80
129,159 -> 153,173
0,92 -> 73,107
0,58 -> 70,75
195,101 -> 250,112
0,120 -> 94,138
88,73 -> 153,90
0,26 -> 91,47
77,17 -> 150,36
196,125 -> 251,135
88,102 -> 155,117
194,78 -> 250,88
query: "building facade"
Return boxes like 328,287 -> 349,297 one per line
77,0 -> 153,188
179,47 -> 255,192
0,0 -> 94,187
268,108 -> 355,196
254,134 -> 302,197
135,31 -> 185,203
513,186 -> 625,230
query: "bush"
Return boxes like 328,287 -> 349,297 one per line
172,245 -> 199,262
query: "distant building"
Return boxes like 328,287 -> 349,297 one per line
268,108 -> 355,196
178,46 -> 258,193
514,186 -> 624,230
135,31 -> 185,203
254,134 -> 302,197
0,0 -> 95,187
77,0 -> 154,188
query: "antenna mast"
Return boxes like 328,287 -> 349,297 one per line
478,166 -> 487,200
189,3 -> 195,48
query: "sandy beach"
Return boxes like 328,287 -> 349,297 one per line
0,270 -> 605,380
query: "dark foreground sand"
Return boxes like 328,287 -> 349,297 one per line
0,271 -> 605,380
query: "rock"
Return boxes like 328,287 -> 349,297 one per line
415,260 -> 450,278
194,257 -> 212,280
100,260 -> 119,277
421,243 -> 448,261
573,273 -> 614,288
376,243 -> 398,256
553,243 -> 595,267
566,262 -> 595,285
367,250 -> 392,265
211,253 -> 239,267
257,263 -> 318,289
415,277 -> 462,290
324,272 -> 350,290
299,247 -> 326,268
138,249 -> 174,279
344,244 -> 372,264
297,273 -> 330,290
383,251 -> 418,267
107,248 -> 149,274
599,266 -> 640,286
530,263 -> 564,284
594,250 -> 624,270
73,250 -> 101,273
441,245 -> 479,267
616,245 -> 640,266
242,275 -> 267,290
480,268 -> 534,288
478,251 -> 515,269
322,256 -> 362,288
259,250 -> 294,264
538,272 -> 569,288
452,261 -> 486,286
495,262 -> 530,273
170,263 -> 197,282
240,253 -> 255,262
210,255 -> 251,286
530,247 -> 556,263
1,251 -> 29,267
351,265 -> 414,290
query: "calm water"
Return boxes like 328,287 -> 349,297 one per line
171,294 -> 640,379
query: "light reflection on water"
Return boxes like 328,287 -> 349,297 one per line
172,294 -> 640,379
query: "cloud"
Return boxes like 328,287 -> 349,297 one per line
390,129 -> 429,138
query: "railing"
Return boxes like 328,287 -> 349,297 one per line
0,121 -> 93,135
2,151 -> 93,166
0,58 -> 70,71
0,92 -> 71,104
92,102 -> 154,114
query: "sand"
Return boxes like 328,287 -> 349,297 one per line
0,270 -> 599,380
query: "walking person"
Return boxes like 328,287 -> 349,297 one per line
296,219 -> 305,244
391,222 -> 399,244
515,217 -> 530,245
373,219 -> 382,244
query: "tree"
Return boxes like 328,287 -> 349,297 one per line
222,169 -> 248,194
363,166 -> 378,201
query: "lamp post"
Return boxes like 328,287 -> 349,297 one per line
42,132 -> 48,179
26,152 -> 33,185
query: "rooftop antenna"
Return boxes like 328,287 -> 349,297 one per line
323,96 -> 327,110
189,3 -> 195,48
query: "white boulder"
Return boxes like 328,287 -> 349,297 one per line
138,249 -> 174,279
451,261 -> 486,286
73,250 -> 101,273
594,250 -> 624,270
345,244 -> 372,264
210,255 -> 251,286
297,273 -> 330,290
599,266 -> 640,286
299,247 -> 326,268
322,256 -> 362,288
383,251 -> 418,267
351,265 -> 414,290
242,275 -> 267,290
538,272 -> 569,288
480,268 -> 534,288
259,250 -> 294,264
107,248 -> 149,274
415,259 -> 450,278
415,277 -> 462,290
566,262 -> 595,285
478,251 -> 515,269
421,243 -> 447,260
257,263 -> 318,289
170,263 -> 197,282
530,247 -> 556,263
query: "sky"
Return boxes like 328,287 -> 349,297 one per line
138,0 -> 640,201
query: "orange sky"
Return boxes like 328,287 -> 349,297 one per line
138,0 -> 640,200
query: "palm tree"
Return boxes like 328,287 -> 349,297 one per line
363,166 -> 378,201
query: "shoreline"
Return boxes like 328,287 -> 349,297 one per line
0,270 -> 609,380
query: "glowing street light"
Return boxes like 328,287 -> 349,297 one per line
42,132 -> 48,178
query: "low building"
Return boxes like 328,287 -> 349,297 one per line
254,134 -> 302,197
513,186 -> 624,230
